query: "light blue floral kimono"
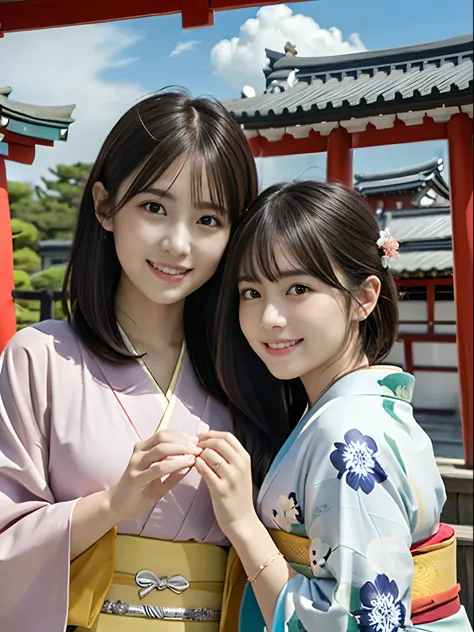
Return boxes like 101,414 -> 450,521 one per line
240,367 -> 472,632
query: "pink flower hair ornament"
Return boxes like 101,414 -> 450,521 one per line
376,228 -> 400,268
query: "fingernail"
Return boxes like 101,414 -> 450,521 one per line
185,454 -> 196,461
190,436 -> 199,445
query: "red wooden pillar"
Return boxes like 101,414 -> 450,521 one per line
326,126 -> 353,188
0,156 -> 16,352
447,113 -> 473,468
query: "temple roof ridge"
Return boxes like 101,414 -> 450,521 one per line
265,34 -> 473,84
354,157 -> 443,184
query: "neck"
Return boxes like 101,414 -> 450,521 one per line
115,273 -> 184,355
301,337 -> 369,406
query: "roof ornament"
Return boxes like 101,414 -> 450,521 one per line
241,85 -> 257,99
284,41 -> 297,57
267,80 -> 283,94
287,69 -> 299,88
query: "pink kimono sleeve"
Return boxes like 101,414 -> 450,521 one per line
0,327 -> 78,632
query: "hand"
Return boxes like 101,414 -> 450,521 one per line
194,431 -> 257,539
106,429 -> 202,522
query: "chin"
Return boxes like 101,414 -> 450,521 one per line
263,362 -> 303,382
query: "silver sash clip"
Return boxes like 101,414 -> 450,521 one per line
135,569 -> 190,599
101,600 -> 220,621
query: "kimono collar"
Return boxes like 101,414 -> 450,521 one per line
312,365 -> 415,414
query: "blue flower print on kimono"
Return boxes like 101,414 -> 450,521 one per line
242,367 -> 473,632
330,428 -> 388,494
272,493 -> 306,536
356,573 -> 406,632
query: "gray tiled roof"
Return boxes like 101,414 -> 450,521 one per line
0,86 -> 75,127
382,207 -> 452,276
390,250 -> 453,277
387,208 -> 451,242
225,35 -> 473,127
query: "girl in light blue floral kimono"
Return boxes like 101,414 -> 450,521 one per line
193,181 -> 472,632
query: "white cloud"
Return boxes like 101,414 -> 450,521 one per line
211,4 -> 366,93
1,23 -> 146,184
169,41 -> 199,57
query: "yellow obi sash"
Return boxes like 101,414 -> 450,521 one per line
68,528 -> 228,632
219,527 -> 458,632
269,529 -> 457,599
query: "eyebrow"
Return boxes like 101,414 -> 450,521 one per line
140,187 -> 226,215
237,269 -> 310,283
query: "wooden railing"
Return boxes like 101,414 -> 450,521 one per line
12,289 -> 62,321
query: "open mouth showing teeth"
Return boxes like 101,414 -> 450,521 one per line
147,261 -> 191,276
266,339 -> 303,349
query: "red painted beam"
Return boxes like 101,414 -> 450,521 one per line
0,157 -> 16,352
211,0 -> 307,8
6,143 -> 36,165
398,334 -> 456,343
396,278 -> 453,286
1,130 -> 54,148
447,113 -> 473,468
182,0 -> 213,29
249,118 -> 448,158
351,117 -> 448,149
0,0 -> 309,32
249,130 -> 327,158
411,365 -> 458,373
0,0 -> 181,32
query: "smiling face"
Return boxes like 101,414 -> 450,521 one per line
238,249 -> 360,387
95,157 -> 231,309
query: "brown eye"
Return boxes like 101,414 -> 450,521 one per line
198,216 -> 220,227
241,289 -> 260,300
288,284 -> 309,296
143,202 -> 165,215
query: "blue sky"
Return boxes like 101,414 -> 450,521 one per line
3,0 -> 472,185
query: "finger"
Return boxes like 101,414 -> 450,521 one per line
141,454 -> 196,484
139,442 -> 201,470
197,430 -> 244,455
140,430 -> 196,451
194,456 -> 223,488
199,447 -> 229,479
160,468 -> 192,495
197,437 -> 236,464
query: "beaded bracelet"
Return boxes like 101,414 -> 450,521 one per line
248,551 -> 284,583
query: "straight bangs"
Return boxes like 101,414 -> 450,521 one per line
114,104 -> 253,230
237,192 -> 344,291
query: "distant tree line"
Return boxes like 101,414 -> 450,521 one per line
9,163 -> 90,329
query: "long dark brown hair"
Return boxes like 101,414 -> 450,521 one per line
215,181 -> 399,484
63,89 -> 258,400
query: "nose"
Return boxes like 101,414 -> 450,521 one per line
160,223 -> 191,258
261,302 -> 287,331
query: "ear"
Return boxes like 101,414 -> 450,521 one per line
352,275 -> 381,322
92,181 -> 113,232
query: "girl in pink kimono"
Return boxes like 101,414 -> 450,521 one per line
0,91 -> 258,632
